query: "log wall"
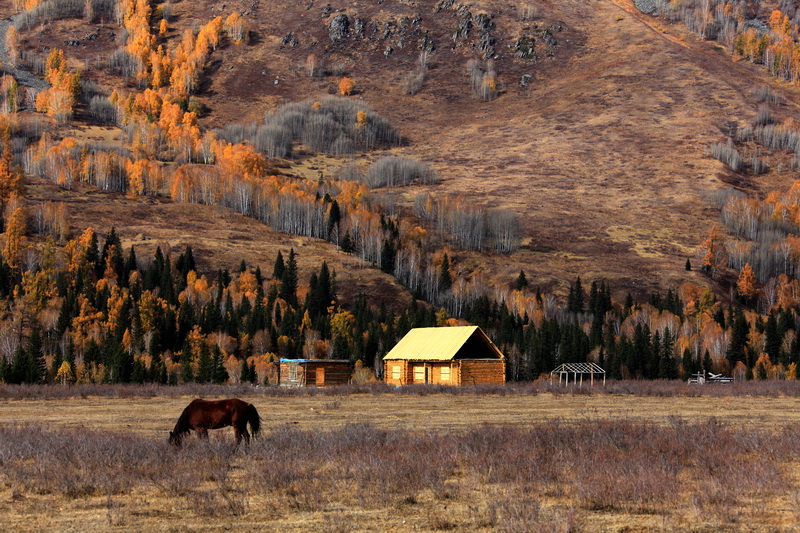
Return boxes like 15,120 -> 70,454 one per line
280,361 -> 352,387
459,359 -> 506,385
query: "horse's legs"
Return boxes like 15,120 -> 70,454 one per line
198,428 -> 209,439
233,425 -> 250,445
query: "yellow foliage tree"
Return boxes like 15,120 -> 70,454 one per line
737,262 -> 758,300
338,77 -> 354,96
56,360 -> 74,385
3,205 -> 26,271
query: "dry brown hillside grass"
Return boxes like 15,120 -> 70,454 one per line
15,0 -> 800,297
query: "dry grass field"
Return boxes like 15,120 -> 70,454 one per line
3,386 -> 800,531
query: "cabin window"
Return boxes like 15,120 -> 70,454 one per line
392,365 -> 401,380
414,366 -> 425,383
289,365 -> 297,381
440,367 -> 451,382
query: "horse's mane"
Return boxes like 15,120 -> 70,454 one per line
172,405 -> 192,435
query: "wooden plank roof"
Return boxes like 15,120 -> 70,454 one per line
383,326 -> 504,361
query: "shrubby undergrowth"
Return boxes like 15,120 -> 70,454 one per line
1,418 -> 797,528
3,380 -> 800,400
215,97 -> 402,158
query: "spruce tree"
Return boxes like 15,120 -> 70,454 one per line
439,254 -> 452,291
272,250 -> 285,281
659,328 -> 678,379
181,355 -> 195,383
124,245 -> 138,283
765,312 -> 782,362
196,343 -> 213,382
240,359 -> 251,383
380,239 -> 396,274
681,348 -> 694,381
25,329 -> 45,383
516,270 -> 528,290
280,249 -> 298,306
9,344 -> 25,384
567,277 -> 584,313
327,200 -> 341,243
212,346 -> 228,384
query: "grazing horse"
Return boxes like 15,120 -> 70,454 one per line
169,398 -> 261,447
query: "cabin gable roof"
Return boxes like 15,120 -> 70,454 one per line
383,326 -> 504,361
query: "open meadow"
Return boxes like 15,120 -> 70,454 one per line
2,383 -> 800,531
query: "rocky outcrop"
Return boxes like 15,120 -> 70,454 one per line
329,13 -> 350,42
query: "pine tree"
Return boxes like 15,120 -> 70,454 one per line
280,248 -> 298,307
340,232 -> 354,254
181,345 -> 195,382
327,200 -> 341,244
124,245 -> 138,282
516,270 -> 528,290
727,309 -> 749,364
240,359 -> 251,383
765,312 -> 782,362
272,250 -> 285,280
9,344 -> 25,384
567,277 -> 584,313
681,347 -> 694,381
659,327 -> 678,379
176,245 -> 195,277
25,329 -> 45,383
196,343 -> 213,382
380,239 -> 396,274
212,346 -> 228,383
439,254 -> 452,291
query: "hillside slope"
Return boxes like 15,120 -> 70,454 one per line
12,0 -> 800,297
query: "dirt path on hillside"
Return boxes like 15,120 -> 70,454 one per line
608,0 -> 800,117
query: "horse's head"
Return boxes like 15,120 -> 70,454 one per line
168,431 -> 182,447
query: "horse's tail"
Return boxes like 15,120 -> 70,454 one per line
247,402 -> 261,437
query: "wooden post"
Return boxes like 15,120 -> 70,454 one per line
591,372 -> 594,387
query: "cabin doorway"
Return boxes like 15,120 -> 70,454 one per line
413,365 -> 428,384
316,367 -> 325,386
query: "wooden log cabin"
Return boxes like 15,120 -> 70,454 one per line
383,326 -> 506,386
279,359 -> 352,387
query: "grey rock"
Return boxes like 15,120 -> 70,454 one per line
280,32 -> 299,47
329,13 -> 350,41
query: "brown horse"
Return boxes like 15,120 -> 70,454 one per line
169,398 -> 261,447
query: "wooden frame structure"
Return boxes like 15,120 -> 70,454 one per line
550,362 -> 606,386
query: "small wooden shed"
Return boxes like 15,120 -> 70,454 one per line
279,359 -> 352,387
383,326 -> 505,386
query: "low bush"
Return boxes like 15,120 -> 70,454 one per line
215,97 -> 402,159
362,156 -> 436,188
